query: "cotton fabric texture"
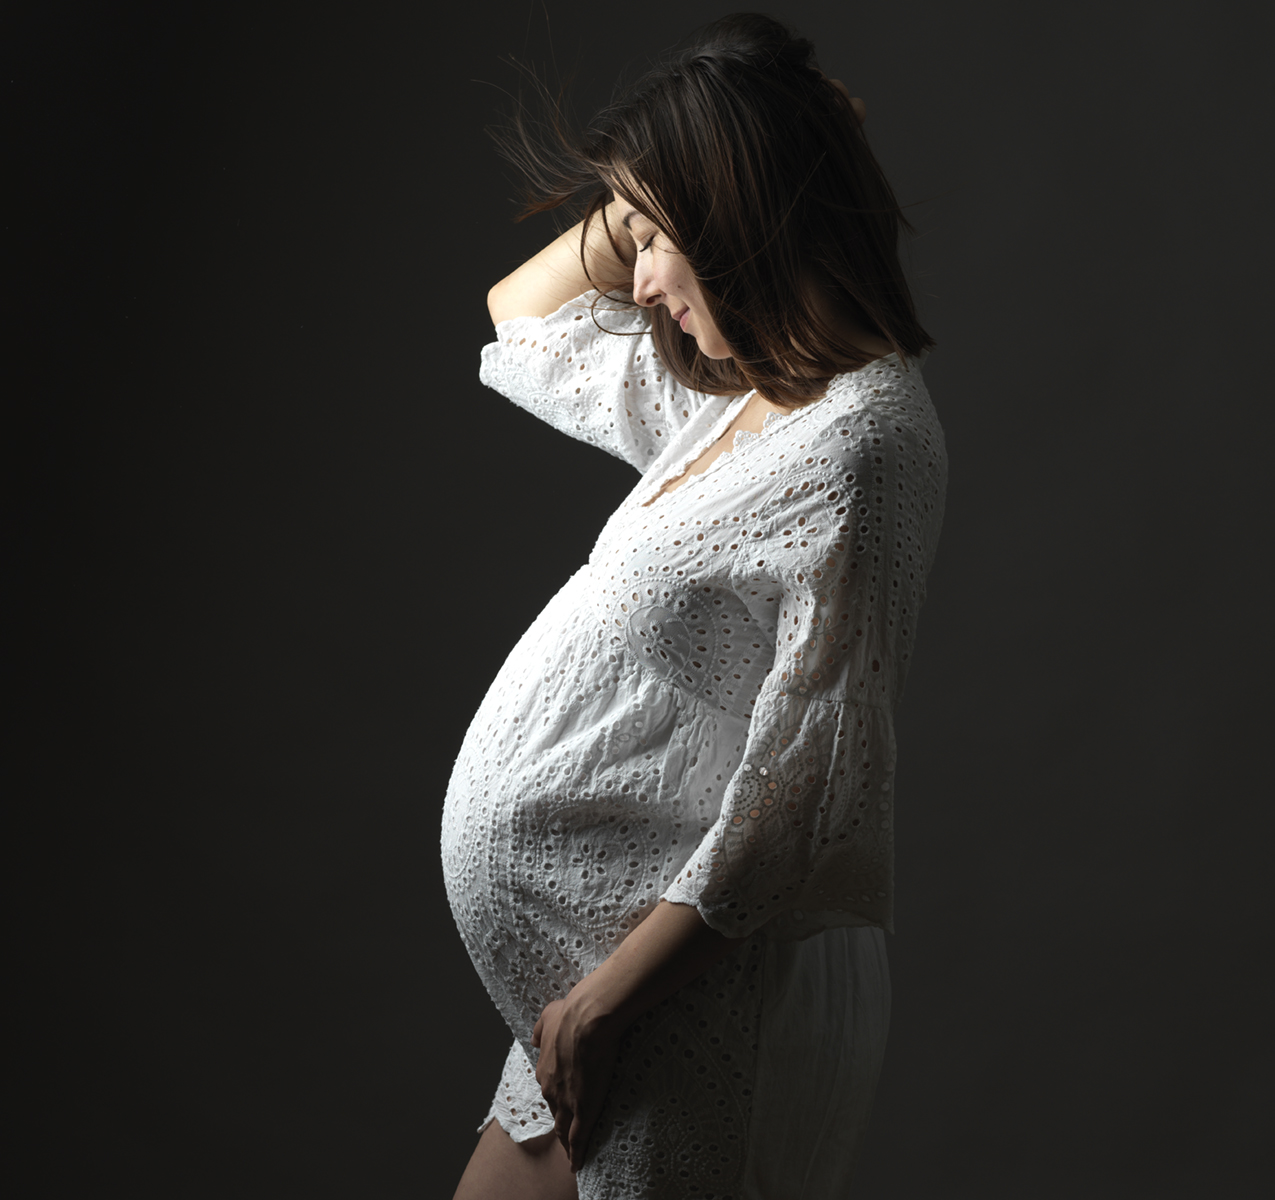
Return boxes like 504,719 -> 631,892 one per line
442,291 -> 946,1198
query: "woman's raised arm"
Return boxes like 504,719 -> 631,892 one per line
487,199 -> 636,325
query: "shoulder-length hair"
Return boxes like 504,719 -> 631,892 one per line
493,12 -> 934,408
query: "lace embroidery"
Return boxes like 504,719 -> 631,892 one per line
731,407 -> 788,452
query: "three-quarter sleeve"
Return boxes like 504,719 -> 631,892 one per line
661,390 -> 947,939
478,290 -> 714,473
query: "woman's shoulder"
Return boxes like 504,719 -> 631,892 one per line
751,353 -> 945,518
797,353 -> 942,453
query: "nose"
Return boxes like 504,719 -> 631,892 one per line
632,258 -> 660,308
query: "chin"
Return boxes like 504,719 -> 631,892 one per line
688,329 -> 732,360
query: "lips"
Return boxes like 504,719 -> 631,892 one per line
675,308 -> 690,331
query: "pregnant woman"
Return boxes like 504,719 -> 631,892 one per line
444,14 -> 947,1198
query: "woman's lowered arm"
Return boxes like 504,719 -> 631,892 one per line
530,898 -> 740,1172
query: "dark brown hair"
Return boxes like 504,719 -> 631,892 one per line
493,12 -> 933,407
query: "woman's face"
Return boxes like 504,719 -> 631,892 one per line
615,198 -> 733,360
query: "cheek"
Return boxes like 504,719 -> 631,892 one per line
677,272 -> 701,301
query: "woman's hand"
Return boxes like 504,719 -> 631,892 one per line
822,74 -> 867,126
531,993 -> 622,1172
529,902 -> 739,1172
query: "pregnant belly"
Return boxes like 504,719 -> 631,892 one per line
442,660 -> 733,1036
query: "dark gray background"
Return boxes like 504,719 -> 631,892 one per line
13,1 -> 1273,1196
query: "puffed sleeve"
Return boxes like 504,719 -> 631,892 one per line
661,389 -> 946,939
478,290 -> 715,473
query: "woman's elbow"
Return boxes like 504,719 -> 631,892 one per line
486,279 -> 510,326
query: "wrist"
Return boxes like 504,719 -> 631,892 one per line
565,959 -> 633,1034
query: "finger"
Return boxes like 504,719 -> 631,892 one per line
568,1112 -> 589,1173
824,76 -> 866,124
531,1016 -> 543,1047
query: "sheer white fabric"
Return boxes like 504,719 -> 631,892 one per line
442,292 -> 946,1197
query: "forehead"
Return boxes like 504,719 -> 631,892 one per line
607,172 -> 664,228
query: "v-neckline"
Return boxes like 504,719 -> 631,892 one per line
633,354 -> 908,510
639,390 -> 760,508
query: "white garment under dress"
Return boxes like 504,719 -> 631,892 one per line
441,291 -> 946,1198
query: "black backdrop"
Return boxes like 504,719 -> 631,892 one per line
13,1 -> 1274,1196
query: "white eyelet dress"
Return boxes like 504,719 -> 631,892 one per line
441,291 -> 947,1199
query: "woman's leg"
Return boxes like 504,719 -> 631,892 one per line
452,1120 -> 577,1200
